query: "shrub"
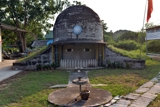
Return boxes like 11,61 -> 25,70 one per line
114,40 -> 140,51
119,31 -> 138,41
148,40 -> 160,53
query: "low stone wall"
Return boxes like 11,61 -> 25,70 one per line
124,60 -> 145,69
105,47 -> 145,69
13,46 -> 52,71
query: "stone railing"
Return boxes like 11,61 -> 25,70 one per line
60,59 -> 98,68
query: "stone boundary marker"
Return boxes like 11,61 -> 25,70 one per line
106,77 -> 160,107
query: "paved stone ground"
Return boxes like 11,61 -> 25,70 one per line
0,60 -> 22,82
107,78 -> 160,107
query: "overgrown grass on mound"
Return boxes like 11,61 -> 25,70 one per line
16,46 -> 48,63
114,40 -> 140,51
88,59 -> 160,97
0,70 -> 69,107
108,45 -> 147,59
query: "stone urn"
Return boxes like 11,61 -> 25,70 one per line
80,90 -> 90,100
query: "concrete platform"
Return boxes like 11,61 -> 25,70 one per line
48,87 -> 112,107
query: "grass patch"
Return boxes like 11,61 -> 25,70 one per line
148,94 -> 160,107
108,45 -> 147,59
6,89 -> 54,107
88,59 -> 160,97
16,46 -> 48,63
0,70 -> 69,107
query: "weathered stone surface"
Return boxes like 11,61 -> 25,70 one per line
147,84 -> 160,94
135,87 -> 150,93
129,96 -> 152,107
141,81 -> 154,88
129,104 -> 148,107
123,93 -> 140,100
108,99 -> 131,107
12,46 -> 53,70
53,5 -> 103,42
109,103 -> 128,107
105,47 -> 145,69
150,77 -> 158,82
141,92 -> 157,100
105,48 -> 132,62
48,87 -> 112,107
31,40 -> 47,48
116,99 -> 131,105
50,84 -> 68,88
107,78 -> 160,107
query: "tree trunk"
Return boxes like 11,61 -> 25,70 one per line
18,32 -> 26,52
22,33 -> 26,52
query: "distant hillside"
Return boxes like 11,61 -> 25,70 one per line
113,30 -> 130,37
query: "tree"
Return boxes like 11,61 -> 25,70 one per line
101,20 -> 109,42
119,31 -> 138,41
145,22 -> 155,29
0,0 -> 70,52
101,20 -> 108,33
137,31 -> 146,59
72,1 -> 84,5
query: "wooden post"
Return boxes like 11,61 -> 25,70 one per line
146,40 -> 148,55
52,46 -> 55,62
22,32 -> 26,52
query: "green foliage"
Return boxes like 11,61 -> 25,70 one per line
0,0 -> 70,50
119,31 -> 138,41
16,46 -> 48,63
145,22 -> 155,29
7,89 -> 54,107
103,31 -> 114,44
108,45 -> 147,59
101,20 -> 108,33
105,30 -> 147,59
114,40 -> 140,51
72,0 -> 85,5
148,40 -> 160,53
107,61 -> 123,69
137,31 -> 146,59
137,31 -> 146,43
106,30 -> 147,60
103,34 -> 112,43
2,30 -> 18,49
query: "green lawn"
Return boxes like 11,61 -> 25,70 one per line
0,70 -> 69,107
88,59 -> 160,97
1,59 -> 160,107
